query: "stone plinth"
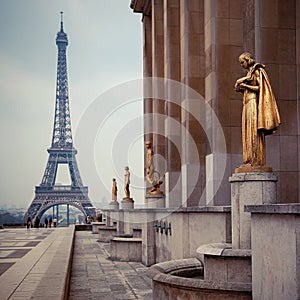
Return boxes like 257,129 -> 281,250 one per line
229,172 -> 277,249
145,193 -> 165,208
109,201 -> 119,210
121,198 -> 134,210
91,222 -> 106,234
197,243 -> 252,284
110,237 -> 142,262
98,226 -> 117,242
245,204 -> 300,300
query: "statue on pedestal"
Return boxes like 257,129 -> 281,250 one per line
145,141 -> 163,194
112,178 -> 117,201
123,166 -> 131,199
234,52 -> 281,172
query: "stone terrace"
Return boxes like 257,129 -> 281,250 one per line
0,227 -> 152,299
69,231 -> 152,300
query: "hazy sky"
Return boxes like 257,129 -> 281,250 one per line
0,1 -> 144,208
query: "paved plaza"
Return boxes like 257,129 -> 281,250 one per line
68,231 -> 153,300
0,228 -> 152,299
0,228 -> 54,277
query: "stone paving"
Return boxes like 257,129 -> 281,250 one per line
0,228 -> 53,276
0,227 -> 74,300
68,231 -> 153,300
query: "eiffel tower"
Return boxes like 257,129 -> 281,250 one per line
25,13 -> 95,222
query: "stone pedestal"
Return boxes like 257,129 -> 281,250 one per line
229,172 -> 277,249
109,201 -> 119,210
145,193 -> 165,208
197,243 -> 252,284
121,198 -> 134,210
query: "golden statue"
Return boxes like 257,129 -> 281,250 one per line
123,166 -> 131,199
145,141 -> 163,194
234,52 -> 281,172
112,178 -> 117,201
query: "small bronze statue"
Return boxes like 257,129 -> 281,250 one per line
145,141 -> 163,194
112,178 -> 117,201
123,166 -> 131,199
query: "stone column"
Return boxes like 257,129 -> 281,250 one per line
142,10 -> 154,195
143,13 -> 153,144
180,0 -> 206,207
230,172 -> 277,249
242,0 -> 298,203
204,0 -> 244,205
163,0 -> 182,208
152,0 -> 166,193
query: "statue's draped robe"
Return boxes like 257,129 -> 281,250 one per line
242,64 -> 281,166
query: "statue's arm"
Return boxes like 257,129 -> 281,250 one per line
239,70 -> 260,92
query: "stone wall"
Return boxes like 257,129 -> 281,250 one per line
102,207 -> 231,266
130,0 -> 300,205
246,204 -> 300,300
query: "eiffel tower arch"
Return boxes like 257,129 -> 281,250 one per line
25,13 -> 95,223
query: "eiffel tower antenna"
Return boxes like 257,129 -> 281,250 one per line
25,13 -> 95,223
60,11 -> 64,31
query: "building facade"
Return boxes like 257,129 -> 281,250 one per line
130,0 -> 300,206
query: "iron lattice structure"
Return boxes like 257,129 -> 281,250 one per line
25,13 -> 95,221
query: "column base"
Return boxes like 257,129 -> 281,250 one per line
229,172 -> 277,249
121,199 -> 134,209
109,201 -> 119,210
145,194 -> 165,208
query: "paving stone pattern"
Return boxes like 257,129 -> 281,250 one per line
0,228 -> 52,275
69,231 -> 153,300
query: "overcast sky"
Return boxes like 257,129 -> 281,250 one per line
0,1 -> 144,209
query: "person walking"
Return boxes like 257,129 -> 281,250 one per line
44,217 -> 48,228
34,216 -> 40,228
26,217 -> 32,229
53,217 -> 57,227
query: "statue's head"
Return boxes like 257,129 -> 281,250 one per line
239,52 -> 255,68
145,141 -> 152,148
125,166 -> 129,171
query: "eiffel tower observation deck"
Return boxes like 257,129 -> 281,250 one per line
25,13 -> 95,223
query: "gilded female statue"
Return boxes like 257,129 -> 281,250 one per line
123,166 -> 131,199
234,52 -> 281,170
112,178 -> 117,201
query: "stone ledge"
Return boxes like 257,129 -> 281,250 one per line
112,237 -> 141,242
245,203 -> 300,214
229,172 -> 278,182
152,272 -> 252,292
197,243 -> 251,257
101,206 -> 231,214
147,258 -> 203,277
75,224 -> 92,231
0,226 -> 75,299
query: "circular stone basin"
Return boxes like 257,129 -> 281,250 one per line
170,268 -> 203,279
147,257 -> 252,299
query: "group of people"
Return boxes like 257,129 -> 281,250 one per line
26,216 -> 57,229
